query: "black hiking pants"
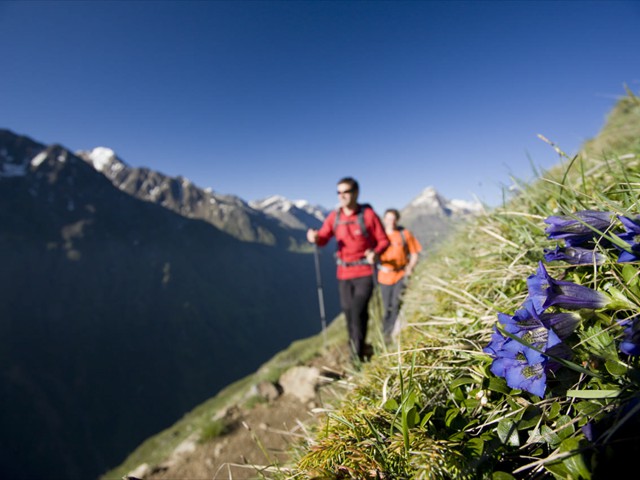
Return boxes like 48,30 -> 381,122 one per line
380,277 -> 406,341
338,275 -> 374,361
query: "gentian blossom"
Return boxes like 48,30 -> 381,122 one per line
492,345 -> 548,397
483,300 -> 562,397
544,210 -> 614,247
618,316 -> 640,356
616,215 -> 640,263
526,262 -> 610,314
543,245 -> 605,265
537,310 -> 581,340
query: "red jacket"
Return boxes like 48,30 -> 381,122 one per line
316,204 -> 389,280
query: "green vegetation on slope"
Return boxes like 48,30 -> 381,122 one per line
286,90 -> 640,479
100,315 -> 349,480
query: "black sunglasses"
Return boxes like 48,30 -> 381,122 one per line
337,188 -> 355,195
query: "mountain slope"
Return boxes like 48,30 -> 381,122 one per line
0,129 -> 340,480
77,147 -> 310,249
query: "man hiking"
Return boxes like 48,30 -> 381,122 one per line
307,177 -> 389,362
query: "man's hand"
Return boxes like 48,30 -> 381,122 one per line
365,249 -> 377,265
307,228 -> 318,244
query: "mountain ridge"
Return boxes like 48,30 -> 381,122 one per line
0,129 -> 341,480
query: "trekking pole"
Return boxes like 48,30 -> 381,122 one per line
371,261 -> 386,347
313,244 -> 328,348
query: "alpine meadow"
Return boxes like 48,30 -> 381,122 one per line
288,90 -> 640,478
102,89 -> 640,479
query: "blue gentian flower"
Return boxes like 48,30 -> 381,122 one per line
502,299 -> 563,348
484,300 -> 562,397
616,215 -> 640,263
544,210 -> 614,247
618,315 -> 640,356
543,245 -> 605,265
490,344 -> 548,397
526,262 -> 610,313
537,311 -> 581,340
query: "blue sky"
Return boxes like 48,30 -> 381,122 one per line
1,1 -> 639,211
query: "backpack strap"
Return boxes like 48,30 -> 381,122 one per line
398,227 -> 408,255
333,204 -> 370,238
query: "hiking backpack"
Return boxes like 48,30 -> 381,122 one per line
332,203 -> 372,238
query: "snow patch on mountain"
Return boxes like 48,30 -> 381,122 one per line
78,147 -> 126,175
250,195 -> 327,230
408,186 -> 482,215
252,195 -> 327,219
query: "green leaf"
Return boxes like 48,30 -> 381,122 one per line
621,264 -> 638,285
463,398 -> 480,410
488,376 -> 511,395
574,401 -> 602,416
445,408 -> 459,428
532,425 -> 560,446
567,389 -> 620,399
405,391 -> 417,410
491,472 -> 516,480
465,437 -> 484,458
518,406 -> 542,430
548,401 -> 561,420
383,398 -> 399,411
497,419 -> 520,446
605,285 -> 638,310
419,410 -> 434,428
405,406 -> 420,429
605,359 -> 627,376
450,377 -> 476,389
545,437 -> 591,479
555,415 -> 575,442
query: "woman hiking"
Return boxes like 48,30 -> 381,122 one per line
377,208 -> 422,344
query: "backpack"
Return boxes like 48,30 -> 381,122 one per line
398,227 -> 409,256
333,203 -> 371,238
333,204 -> 374,267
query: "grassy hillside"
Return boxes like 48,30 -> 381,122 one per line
284,90 -> 640,478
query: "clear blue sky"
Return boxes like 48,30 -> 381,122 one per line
1,1 -> 639,211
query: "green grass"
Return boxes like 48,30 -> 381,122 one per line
281,88 -> 640,479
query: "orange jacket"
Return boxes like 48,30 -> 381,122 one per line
316,204 -> 389,280
377,228 -> 422,285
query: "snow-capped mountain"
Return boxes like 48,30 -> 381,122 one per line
400,186 -> 484,251
405,186 -> 483,216
76,147 -> 310,247
249,195 -> 328,230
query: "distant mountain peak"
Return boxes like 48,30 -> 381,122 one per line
407,186 -> 482,215
409,186 -> 448,209
78,146 -> 127,175
250,195 -> 327,230
252,194 -> 293,211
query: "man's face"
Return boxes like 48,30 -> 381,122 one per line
337,182 -> 357,208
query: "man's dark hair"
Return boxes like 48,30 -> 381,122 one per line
337,176 -> 359,192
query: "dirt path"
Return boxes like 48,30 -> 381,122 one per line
129,344 -> 353,480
